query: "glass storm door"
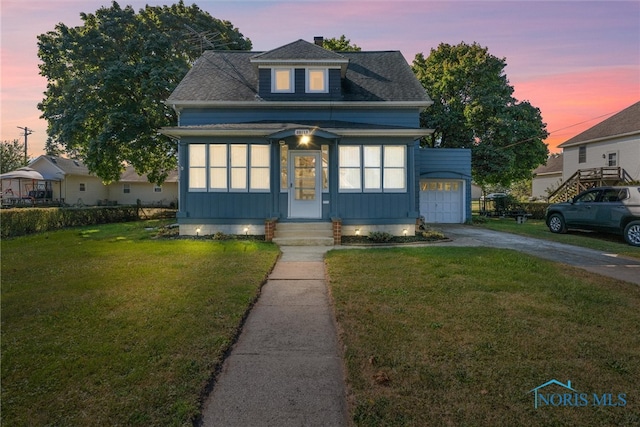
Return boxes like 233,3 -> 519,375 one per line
289,152 -> 322,218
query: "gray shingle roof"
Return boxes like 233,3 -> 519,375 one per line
533,153 -> 563,175
559,101 -> 640,147
251,39 -> 347,62
167,41 -> 431,104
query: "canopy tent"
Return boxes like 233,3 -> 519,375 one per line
0,167 -> 45,181
1,167 -> 59,206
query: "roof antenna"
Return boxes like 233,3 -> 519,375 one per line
184,24 -> 236,53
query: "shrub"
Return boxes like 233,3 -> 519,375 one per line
521,202 -> 549,220
368,231 -> 393,243
422,230 -> 445,240
0,207 -> 139,238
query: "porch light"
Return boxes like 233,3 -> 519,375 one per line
403,228 -> 408,236
299,135 -> 311,145
355,228 -> 360,236
196,227 -> 201,237
244,226 -> 250,235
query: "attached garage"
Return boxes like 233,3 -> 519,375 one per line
419,179 -> 465,223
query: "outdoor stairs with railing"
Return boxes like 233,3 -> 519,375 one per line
272,222 -> 334,246
548,167 -> 633,203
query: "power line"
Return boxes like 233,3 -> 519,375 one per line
502,108 -> 624,149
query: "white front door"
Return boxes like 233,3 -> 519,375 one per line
289,151 -> 322,218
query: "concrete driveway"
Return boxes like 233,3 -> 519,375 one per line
433,225 -> 640,285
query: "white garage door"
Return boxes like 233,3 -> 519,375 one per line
420,180 -> 464,223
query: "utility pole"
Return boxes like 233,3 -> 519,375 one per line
17,126 -> 33,163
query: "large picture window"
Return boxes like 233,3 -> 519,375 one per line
188,144 -> 270,192
339,145 -> 406,192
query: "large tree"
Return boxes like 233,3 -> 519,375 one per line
0,140 -> 28,174
412,42 -> 548,187
38,1 -> 251,184
322,35 -> 361,51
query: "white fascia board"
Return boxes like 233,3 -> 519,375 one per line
558,130 -> 640,148
251,59 -> 349,66
167,100 -> 434,109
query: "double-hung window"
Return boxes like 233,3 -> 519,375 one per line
339,145 -> 406,192
383,146 -> 406,190
189,144 -> 207,191
209,145 -> 227,190
578,145 -> 586,163
339,146 -> 361,190
364,146 -> 381,190
250,145 -> 270,190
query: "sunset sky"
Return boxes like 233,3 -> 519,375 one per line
1,0 -> 638,158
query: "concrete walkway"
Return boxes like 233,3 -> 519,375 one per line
200,246 -> 348,427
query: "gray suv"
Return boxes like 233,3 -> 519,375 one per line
546,186 -> 640,246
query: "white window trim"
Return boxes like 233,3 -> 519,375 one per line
188,143 -> 271,193
123,183 -> 131,194
306,68 -> 328,93
272,68 -> 294,93
188,144 -> 207,192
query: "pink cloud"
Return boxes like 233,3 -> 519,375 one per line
513,67 -> 639,152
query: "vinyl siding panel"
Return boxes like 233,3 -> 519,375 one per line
179,107 -> 421,128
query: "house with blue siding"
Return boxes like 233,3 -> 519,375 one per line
161,38 -> 471,244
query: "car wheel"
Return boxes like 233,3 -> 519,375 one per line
548,213 -> 567,234
624,220 -> 640,247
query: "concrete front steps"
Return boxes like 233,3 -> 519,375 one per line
272,222 -> 335,246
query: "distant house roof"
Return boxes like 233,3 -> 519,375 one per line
32,156 -> 177,183
533,153 -> 563,176
558,101 -> 640,148
167,39 -> 431,105
41,156 -> 91,176
119,166 -> 178,183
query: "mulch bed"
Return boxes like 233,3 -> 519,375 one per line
340,233 -> 449,246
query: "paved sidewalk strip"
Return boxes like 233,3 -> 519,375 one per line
201,247 -> 347,427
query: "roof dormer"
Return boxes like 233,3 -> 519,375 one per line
250,39 -> 349,100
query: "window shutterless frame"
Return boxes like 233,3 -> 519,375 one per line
272,68 -> 294,93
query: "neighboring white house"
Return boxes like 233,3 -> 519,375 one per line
532,101 -> 639,201
7,155 -> 178,207
558,101 -> 640,183
532,153 -> 563,199
107,167 -> 178,207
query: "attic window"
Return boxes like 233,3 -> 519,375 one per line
272,68 -> 294,93
306,68 -> 327,93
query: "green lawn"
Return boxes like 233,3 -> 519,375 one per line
326,247 -> 640,426
473,216 -> 640,259
1,221 -> 279,426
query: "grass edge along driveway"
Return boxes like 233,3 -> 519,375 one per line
1,221 -> 280,426
326,246 -> 640,427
